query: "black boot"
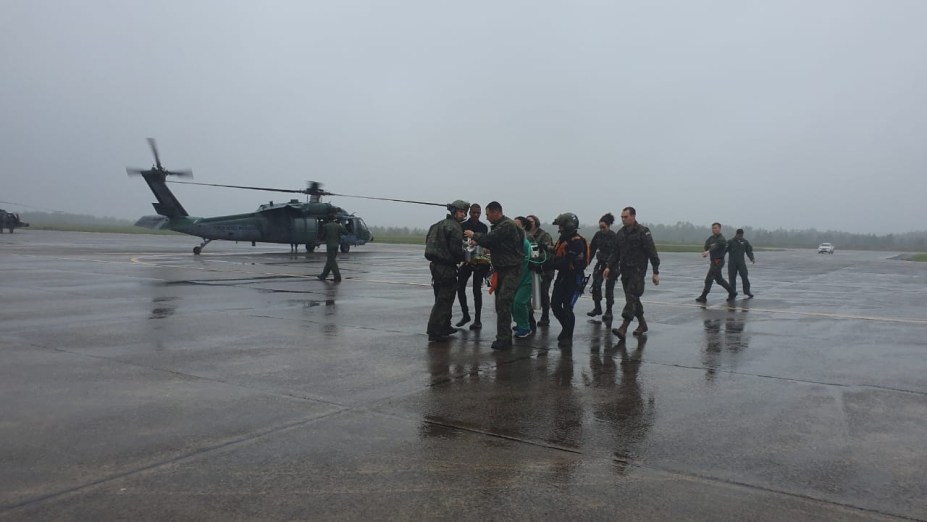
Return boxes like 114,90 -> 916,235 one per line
602,303 -> 613,322
455,312 -> 471,327
587,302 -> 603,317
469,311 -> 482,330
695,294 -> 707,303
538,312 -> 550,327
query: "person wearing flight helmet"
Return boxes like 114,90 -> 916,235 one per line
549,212 -> 589,349
425,200 -> 469,342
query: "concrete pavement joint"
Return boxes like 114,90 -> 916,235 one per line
0,408 -> 352,514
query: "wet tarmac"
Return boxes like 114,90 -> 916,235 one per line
1,230 -> 926,520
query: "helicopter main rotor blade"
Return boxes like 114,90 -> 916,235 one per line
147,138 -> 162,170
327,193 -> 446,207
167,180 -> 446,207
169,180 -> 306,194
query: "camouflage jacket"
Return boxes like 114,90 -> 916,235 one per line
473,215 -> 523,268
704,233 -> 727,262
425,215 -> 465,266
727,237 -> 755,264
607,223 -> 660,276
589,228 -> 617,262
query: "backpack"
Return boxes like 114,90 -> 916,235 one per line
424,221 -> 449,263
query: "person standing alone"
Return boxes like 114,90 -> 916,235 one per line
317,213 -> 348,282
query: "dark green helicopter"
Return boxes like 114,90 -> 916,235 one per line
0,209 -> 29,233
128,139 -> 442,255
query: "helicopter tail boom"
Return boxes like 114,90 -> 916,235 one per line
143,172 -> 190,218
127,139 -> 190,218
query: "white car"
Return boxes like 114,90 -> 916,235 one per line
818,242 -> 835,254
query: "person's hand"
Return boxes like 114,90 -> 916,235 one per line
751,259 -> 755,264
603,268 -> 610,279
463,230 -> 474,239
702,251 -> 709,258
652,273 -> 660,286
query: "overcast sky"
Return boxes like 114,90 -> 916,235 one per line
2,0 -> 926,234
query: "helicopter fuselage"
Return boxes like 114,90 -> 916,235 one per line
133,168 -> 372,254
158,203 -> 371,246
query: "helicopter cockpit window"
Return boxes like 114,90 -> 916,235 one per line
344,220 -> 354,234
354,218 -> 369,235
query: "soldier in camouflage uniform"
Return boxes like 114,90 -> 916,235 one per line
465,201 -> 524,350
317,213 -> 349,282
527,214 -> 554,326
605,207 -> 661,340
587,212 -> 618,321
426,200 -> 469,342
696,222 -> 736,303
727,228 -> 756,298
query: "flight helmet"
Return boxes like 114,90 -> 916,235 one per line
553,212 -> 579,235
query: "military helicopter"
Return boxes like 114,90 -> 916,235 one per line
0,209 -> 28,233
128,139 -> 443,255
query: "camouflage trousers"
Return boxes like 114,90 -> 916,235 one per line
492,265 -> 523,342
620,272 -> 647,321
427,263 -> 458,335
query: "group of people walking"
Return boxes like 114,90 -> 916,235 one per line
695,224 -> 756,303
329,198 -> 755,351
425,201 -> 673,350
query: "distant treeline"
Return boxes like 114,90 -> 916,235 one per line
17,212 -> 927,251
371,222 -> 927,252
21,211 -> 134,227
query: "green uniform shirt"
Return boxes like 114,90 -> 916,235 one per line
321,220 -> 348,249
704,233 -> 727,261
727,237 -> 755,264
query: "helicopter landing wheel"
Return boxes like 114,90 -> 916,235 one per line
193,238 -> 211,255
